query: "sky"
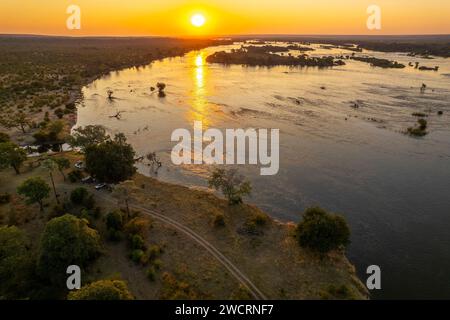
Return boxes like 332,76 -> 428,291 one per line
1,0 -> 449,36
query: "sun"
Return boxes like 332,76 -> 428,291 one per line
191,14 -> 206,28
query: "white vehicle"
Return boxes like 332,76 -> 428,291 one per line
74,161 -> 85,169
95,183 -> 108,190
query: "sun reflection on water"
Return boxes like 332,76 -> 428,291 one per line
188,52 -> 211,128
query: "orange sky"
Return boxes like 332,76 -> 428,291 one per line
1,0 -> 449,36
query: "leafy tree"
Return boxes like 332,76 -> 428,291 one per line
296,207 -> 350,254
33,120 -> 66,144
53,157 -> 70,180
106,210 -> 124,231
85,134 -> 136,183
37,214 -> 101,284
67,280 -> 133,300
112,180 -> 136,218
68,125 -> 110,151
17,177 -> 50,211
42,159 -> 59,204
208,168 -> 252,205
0,112 -> 31,133
0,142 -> 27,174
0,226 -> 34,299
70,187 -> 89,205
0,132 -> 10,143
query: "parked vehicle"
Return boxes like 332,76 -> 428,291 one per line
75,161 -> 85,169
95,183 -> 108,190
81,176 -> 94,184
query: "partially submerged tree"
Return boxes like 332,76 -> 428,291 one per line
85,133 -> 136,183
67,280 -> 133,300
17,177 -> 51,211
0,142 -> 27,174
208,168 -> 252,205
68,125 -> 110,152
37,214 -> 102,285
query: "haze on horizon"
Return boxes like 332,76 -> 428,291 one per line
1,0 -> 449,37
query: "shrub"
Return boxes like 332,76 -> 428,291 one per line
106,210 -> 124,231
67,280 -> 133,300
83,194 -> 95,210
296,207 -> 350,254
146,267 -> 156,282
130,249 -> 145,264
208,168 -> 252,205
124,217 -> 150,238
131,234 -> 145,250
70,187 -> 88,205
147,245 -> 163,260
68,170 -> 83,183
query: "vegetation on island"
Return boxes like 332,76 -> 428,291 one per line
206,48 -> 345,67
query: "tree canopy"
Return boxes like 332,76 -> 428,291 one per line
68,125 -> 110,151
0,226 -> 34,299
37,214 -> 102,284
85,133 -> 136,183
67,280 -> 133,300
17,177 -> 50,211
0,141 -> 27,174
208,168 -> 252,205
296,207 -> 350,253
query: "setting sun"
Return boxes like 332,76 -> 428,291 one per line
191,14 -> 206,28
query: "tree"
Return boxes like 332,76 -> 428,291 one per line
0,142 -> 27,174
208,168 -> 252,205
0,132 -> 10,143
112,180 -> 136,219
17,177 -> 50,211
0,226 -> 34,299
106,210 -> 124,231
70,187 -> 89,205
42,159 -> 59,204
53,157 -> 70,181
37,214 -> 101,284
85,134 -> 136,183
0,112 -> 31,133
33,120 -> 66,145
68,125 -> 110,152
296,207 -> 350,254
67,280 -> 133,300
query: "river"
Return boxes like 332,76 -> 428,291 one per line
75,42 -> 450,299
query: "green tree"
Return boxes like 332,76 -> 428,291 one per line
37,214 -> 101,284
0,226 -> 34,299
53,157 -> 70,181
42,159 -> 59,204
85,134 -> 136,183
208,168 -> 252,205
0,142 -> 27,174
68,125 -> 110,152
67,280 -> 133,300
0,111 -> 31,133
17,177 -> 50,211
0,132 -> 10,143
296,207 -> 350,254
106,210 -> 124,231
70,187 -> 89,205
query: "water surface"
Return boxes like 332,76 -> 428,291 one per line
75,43 -> 450,299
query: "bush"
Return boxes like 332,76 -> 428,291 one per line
130,249 -> 145,264
296,207 -> 350,254
68,170 -> 83,183
146,267 -> 156,281
70,187 -> 89,205
83,194 -> 95,210
106,210 -> 123,231
67,280 -> 133,300
131,234 -> 145,250
124,217 -> 150,238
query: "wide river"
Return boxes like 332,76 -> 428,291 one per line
75,42 -> 450,299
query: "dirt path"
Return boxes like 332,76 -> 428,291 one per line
97,193 -> 268,300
